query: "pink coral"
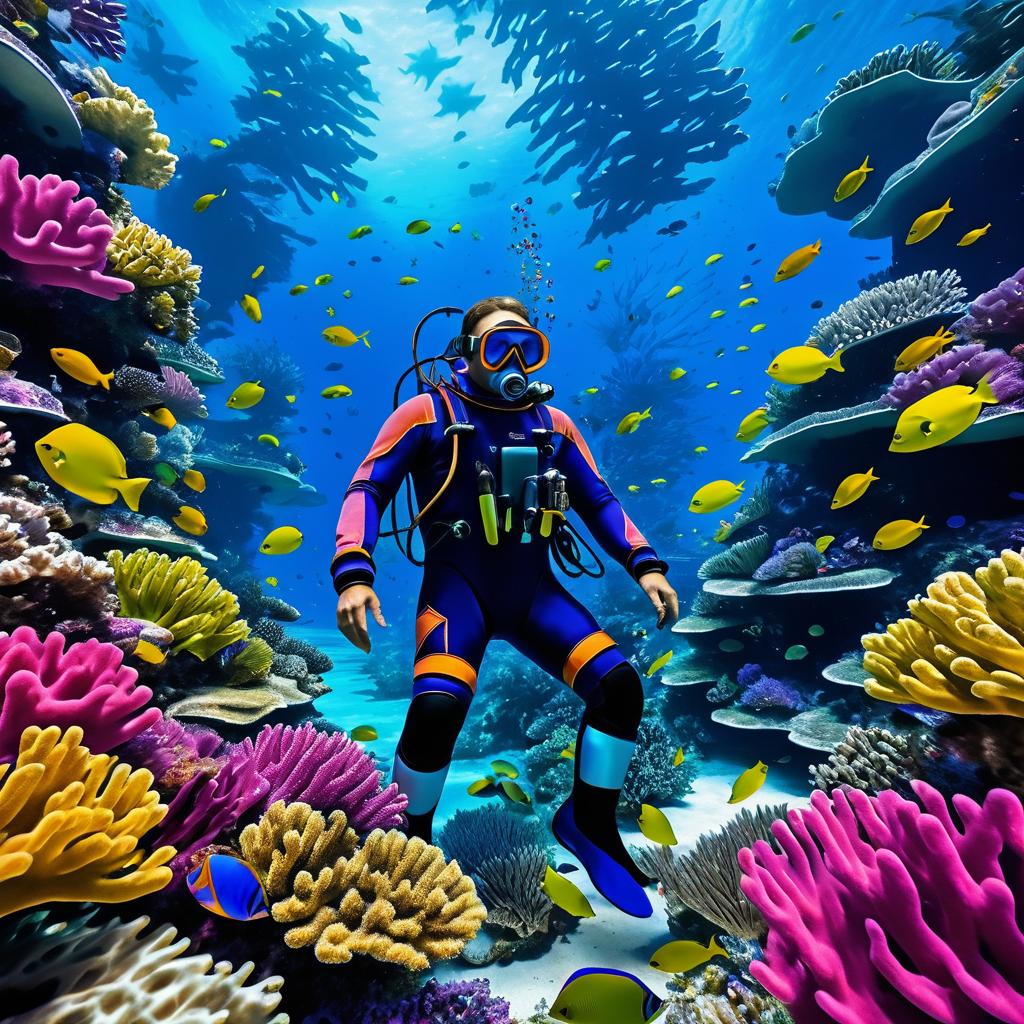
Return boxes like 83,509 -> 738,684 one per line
739,782 -> 1024,1024
0,625 -> 161,763
0,154 -> 134,300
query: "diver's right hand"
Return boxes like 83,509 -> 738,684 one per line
336,584 -> 387,653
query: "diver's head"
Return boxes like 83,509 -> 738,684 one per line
460,296 -> 549,402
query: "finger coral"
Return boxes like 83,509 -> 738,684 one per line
0,625 -> 161,763
739,782 -> 1024,1024
107,216 -> 201,291
810,725 -> 915,794
863,548 -> 1024,714
0,154 -> 134,300
0,725 -> 174,917
107,548 -> 251,660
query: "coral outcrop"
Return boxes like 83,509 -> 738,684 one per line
827,42 -> 963,101
954,264 -> 1024,337
810,725 -> 914,794
106,216 -> 200,292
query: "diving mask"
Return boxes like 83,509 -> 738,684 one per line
457,323 -> 550,375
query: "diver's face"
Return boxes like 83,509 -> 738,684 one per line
466,309 -> 533,392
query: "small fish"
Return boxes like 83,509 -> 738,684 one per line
736,407 -> 771,443
330,191 -> 340,203
323,325 -> 370,348
693,445 -> 708,454
766,345 -> 843,384
468,778 -> 496,796
815,535 -> 835,554
260,525 -> 303,554
142,406 -> 177,430
289,284 -> 309,296
705,253 -> 723,265
834,156 -> 873,202
689,479 -> 744,513
628,484 -> 641,493
735,344 -> 750,352
499,779 -> 531,804
133,639 -> 166,664
182,469 -> 206,493
906,198 -> 953,245
790,21 -> 815,42
739,280 -> 753,288
13,20 -> 39,39
314,274 -> 333,286
593,258 -> 613,272
153,462 -> 177,485
173,505 -> 208,536
342,289 -> 353,299
251,265 -> 265,279
542,866 -> 595,919
750,323 -> 767,333
774,240 -> 821,282
672,747 -> 686,767
738,297 -> 758,307
326,306 -> 335,318
650,478 -> 667,486
669,367 -> 686,380
616,407 -> 652,435
265,577 -> 279,587
239,294 -> 262,322
399,276 -> 419,285
491,759 -> 519,779
785,644 -> 809,661
348,225 -> 373,240
262,88 -> 282,97
637,803 -> 677,845
449,222 -> 462,233
255,434 -> 281,449
889,374 -> 996,452
705,381 -> 719,389
322,384 -> 353,399
729,389 -> 742,395
650,936 -> 726,974
728,761 -> 768,804
831,467 -> 878,509
894,327 -> 956,372
285,394 -> 296,403
710,309 -> 725,319
549,968 -> 663,1024
957,223 -> 990,247
646,650 -> 673,677
187,853 -> 269,922
350,725 -> 378,742
560,741 -> 577,759
193,188 -> 227,213
226,380 -> 265,410
406,219 -> 432,235
873,516 -> 929,550
50,348 -> 113,389
665,285 -> 684,299
808,624 -> 825,637
209,138 -> 228,148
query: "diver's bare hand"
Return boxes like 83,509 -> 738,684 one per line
336,584 -> 387,653
640,572 -> 679,630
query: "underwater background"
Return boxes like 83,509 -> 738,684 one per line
2,0 -> 1024,1020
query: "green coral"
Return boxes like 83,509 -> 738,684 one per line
227,637 -> 274,684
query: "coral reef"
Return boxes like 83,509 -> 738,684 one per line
106,216 -> 201,292
884,343 -> 1024,408
735,664 -> 806,714
954,264 -> 1024,337
621,715 -> 698,811
827,42 -> 963,101
275,634 -> 333,673
122,715 -> 222,788
351,977 -> 511,1024
809,725 -> 915,794
752,542 -> 823,582
698,533 -> 772,580
665,965 -> 793,1024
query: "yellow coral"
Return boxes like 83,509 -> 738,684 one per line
107,217 -> 201,293
228,636 -> 275,684
863,548 -> 1024,715
106,548 -> 250,660
75,68 -> 177,189
145,290 -> 176,331
0,726 -> 174,917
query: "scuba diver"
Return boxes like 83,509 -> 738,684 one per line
331,296 -> 679,917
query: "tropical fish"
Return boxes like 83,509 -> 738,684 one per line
226,380 -> 265,409
593,258 -> 613,272
468,777 -> 496,796
314,274 -> 333,286
710,309 -> 725,319
142,406 -> 176,430
735,407 -> 771,443
153,462 -> 177,485
774,240 -> 822,282
790,22 -> 815,42
342,289 -> 353,299
957,223 -> 990,247
50,348 -> 113,388
637,804 -> 677,845
628,484 -> 640,493
834,156 -> 873,202
13,20 -> 39,40
193,188 -> 227,213
209,138 -> 228,148
239,294 -> 262,323
260,525 -> 303,554
321,384 -> 353,399
665,285 -> 684,299
815,535 -> 835,553
689,479 -> 744,513
906,198 -> 953,244
399,276 -> 419,285
499,779 -> 531,804
35,424 -> 150,510
186,853 -> 269,921
560,741 -> 577,759
330,191 -> 340,203
173,505 -> 208,536
735,345 -> 750,352
262,88 -> 282,97
348,225 -> 373,239
889,375 -> 997,452
285,394 -> 296,403
350,725 -> 378,742
258,433 -> 280,447
616,407 -> 652,434
739,281 -> 753,289
873,516 -> 929,550
831,467 -> 878,509
673,747 -> 686,767
705,253 -> 723,265
323,325 -> 370,348
542,867 -> 595,919
738,297 -> 758,307
669,368 -> 686,380
649,936 -> 726,974
449,222 -> 462,234
406,219 -> 431,234
894,327 -> 956,372
645,650 -> 673,677
650,478 -> 667,486
767,345 -> 843,384
728,761 -> 768,804
750,324 -> 767,335
133,639 -> 166,664
693,445 -> 708,454
785,644 -> 809,661
251,265 -> 264,279
549,968 -> 664,1024
183,469 -> 206,493
491,759 -> 519,779
289,284 -> 308,295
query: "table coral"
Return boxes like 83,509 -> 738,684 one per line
0,725 -> 174,917
739,782 -> 1024,1024
0,154 -> 134,300
0,625 -> 161,763
862,548 -> 1024,715
106,216 -> 201,291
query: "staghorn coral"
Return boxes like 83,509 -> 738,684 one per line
698,533 -> 772,580
826,42 -> 964,101
0,725 -> 174,916
439,807 -> 552,938
884,343 -> 1024,408
863,548 -> 1024,715
75,68 -> 177,189
635,805 -> 786,940
107,215 -> 200,295
739,783 -> 1024,1024
810,725 -> 914,795
753,542 -> 824,582
953,264 -> 1024,337
0,625 -> 161,763
2,914 -> 287,1024
107,548 -> 251,660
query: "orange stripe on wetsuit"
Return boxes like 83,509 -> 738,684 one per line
563,630 -> 616,687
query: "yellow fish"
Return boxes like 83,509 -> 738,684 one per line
323,325 -> 370,348
710,309 -> 725,319
774,240 -> 822,282
449,222 -> 462,234
750,323 -> 767,333
258,433 -> 280,447
894,327 -> 956,372
735,344 -> 750,352
957,223 -> 990,247
549,970 -> 663,1024
906,198 -> 953,244
13,20 -> 39,40
265,577 -> 278,587
193,188 -> 227,213
314,274 -> 333,286
133,639 -> 166,664
251,265 -> 265,279
182,469 -> 206,493
348,225 -> 373,239
645,650 -> 673,677
491,759 -> 519,779
262,88 -> 282,97
326,307 -> 335,317
736,407 -> 772,442
666,285 -> 684,299
350,725 -> 378,742
637,804 -> 677,845
593,258 -> 612,271
616,407 -> 652,434
728,761 -> 768,804
209,138 -> 228,148
289,284 -> 308,296
767,345 -> 843,384
468,778 -> 495,796
499,779 -> 531,804
285,394 -> 296,403
260,526 -> 303,554
321,384 -> 353,399
689,479 -> 744,513
142,406 -> 177,430
331,191 -> 340,203
739,281 -> 753,290
399,276 -> 419,285
738,297 -> 758,307
669,367 -> 686,380
542,866 -> 595,919
650,478 -> 667,486
889,374 -> 996,452
35,423 -> 150,510
50,348 -> 113,389
239,294 -> 262,323
628,484 -> 641,493
705,253 -> 723,265
227,380 -> 265,410
873,516 -> 929,550
815,534 -> 835,553
649,936 -> 726,974
173,505 -> 208,536
673,747 -> 685,767
406,219 -> 431,234
834,156 -> 873,202
705,381 -> 719,390
831,467 -> 878,509
729,389 -> 742,395
560,741 -> 576,759
693,445 -> 708,454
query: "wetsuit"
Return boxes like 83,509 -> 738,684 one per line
331,368 -> 668,916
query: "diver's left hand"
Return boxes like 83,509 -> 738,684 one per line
639,572 -> 679,630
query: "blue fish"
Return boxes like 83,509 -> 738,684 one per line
186,853 -> 269,921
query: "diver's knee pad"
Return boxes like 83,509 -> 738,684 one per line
583,661 -> 644,741
396,688 -> 469,772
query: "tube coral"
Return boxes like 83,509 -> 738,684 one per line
0,725 -> 174,917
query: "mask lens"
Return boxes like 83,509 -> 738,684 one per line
480,327 -> 548,372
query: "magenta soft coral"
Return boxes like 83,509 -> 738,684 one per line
0,154 -> 134,300
0,625 -> 161,763
739,782 -> 1024,1024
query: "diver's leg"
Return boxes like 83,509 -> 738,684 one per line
393,565 -> 488,843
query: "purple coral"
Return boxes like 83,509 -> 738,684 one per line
160,365 -> 207,418
739,783 -> 1024,1024
228,723 -> 407,832
0,373 -> 65,417
354,978 -> 512,1024
57,0 -> 128,60
737,673 -> 805,713
122,716 -> 223,789
884,343 -> 1024,409
0,625 -> 161,763
953,265 -> 1024,337
753,541 -> 823,582
0,154 -> 133,300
